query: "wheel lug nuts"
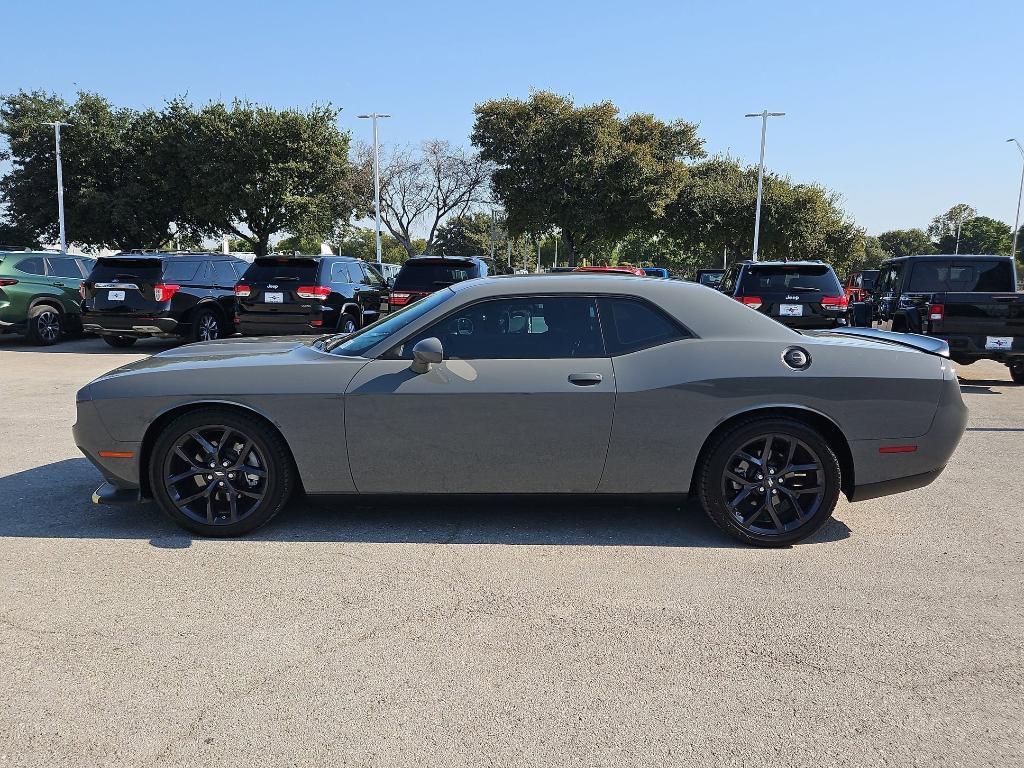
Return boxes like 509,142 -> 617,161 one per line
218,481 -> 225,486
206,475 -> 213,480
228,473 -> 235,479
759,486 -> 765,492
756,474 -> 763,479
222,462 -> 229,467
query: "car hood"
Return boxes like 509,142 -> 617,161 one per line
91,336 -> 324,380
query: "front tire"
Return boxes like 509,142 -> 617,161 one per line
697,417 -> 841,547
337,311 -> 359,335
148,408 -> 296,537
25,305 -> 63,346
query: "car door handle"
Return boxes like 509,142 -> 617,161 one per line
53,282 -> 65,287
568,373 -> 603,386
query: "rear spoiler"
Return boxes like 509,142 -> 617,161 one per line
818,327 -> 950,358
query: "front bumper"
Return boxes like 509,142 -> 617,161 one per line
73,397 -> 142,490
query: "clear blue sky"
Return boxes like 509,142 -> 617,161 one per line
3,0 -> 1023,235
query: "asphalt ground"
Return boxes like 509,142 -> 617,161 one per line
1,334 -> 1022,767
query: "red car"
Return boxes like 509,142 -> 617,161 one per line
843,270 -> 879,303
573,265 -> 646,276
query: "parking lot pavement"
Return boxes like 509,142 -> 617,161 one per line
1,335 -> 1022,768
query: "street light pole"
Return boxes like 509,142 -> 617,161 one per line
744,110 -> 785,262
43,121 -> 70,253
356,113 -> 391,264
1008,139 -> 1024,264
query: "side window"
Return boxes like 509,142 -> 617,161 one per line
231,261 -> 248,280
162,261 -> 200,283
14,257 -> 45,276
76,259 -> 94,278
46,257 -> 84,278
397,296 -> 604,360
875,267 -> 892,294
212,261 -> 238,286
598,297 -> 688,355
329,262 -> 348,283
362,263 -> 386,287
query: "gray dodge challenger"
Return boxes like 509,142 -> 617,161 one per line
74,274 -> 967,546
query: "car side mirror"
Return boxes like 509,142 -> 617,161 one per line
410,337 -> 443,374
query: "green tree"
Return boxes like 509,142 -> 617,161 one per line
274,233 -> 327,254
928,203 -> 977,250
434,212 -> 507,257
937,215 -> 1012,255
472,90 -> 704,266
0,90 -> 191,249
182,101 -> 360,257
877,228 -> 934,258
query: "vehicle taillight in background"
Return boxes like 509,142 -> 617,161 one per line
79,283 -> 86,299
234,284 -> 251,298
929,303 -> 944,322
736,296 -> 763,309
153,283 -> 180,302
820,296 -> 849,310
0,278 -> 19,287
296,285 -> 331,300
389,291 -> 413,307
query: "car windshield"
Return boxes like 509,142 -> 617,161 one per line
393,262 -> 475,291
740,265 -> 841,294
325,289 -> 453,356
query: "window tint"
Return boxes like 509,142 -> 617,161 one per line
907,260 -> 1014,293
14,257 -> 45,275
739,265 -> 842,294
46,257 -> 83,278
161,261 -> 201,282
331,290 -> 452,357
242,258 -> 320,283
398,296 -> 604,360
394,261 -> 477,291
212,261 -> 238,286
598,297 -> 687,355
76,259 -> 94,278
330,261 -> 355,283
719,266 -> 739,293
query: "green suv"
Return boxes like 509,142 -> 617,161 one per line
0,251 -> 95,345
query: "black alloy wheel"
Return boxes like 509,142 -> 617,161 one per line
149,409 -> 295,536
698,417 -> 841,546
1010,362 -> 1024,385
26,306 -> 62,346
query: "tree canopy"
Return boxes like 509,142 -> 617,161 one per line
472,90 -> 704,266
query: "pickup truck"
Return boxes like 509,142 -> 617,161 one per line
850,254 -> 1024,383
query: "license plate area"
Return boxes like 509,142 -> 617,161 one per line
107,290 -> 126,301
264,292 -> 284,304
779,304 -> 803,317
985,336 -> 1013,350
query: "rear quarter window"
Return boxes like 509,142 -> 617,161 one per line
14,257 -> 45,275
598,297 -> 688,355
161,261 -> 201,282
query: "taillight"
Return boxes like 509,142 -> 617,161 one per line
820,295 -> 849,310
390,291 -> 413,307
296,285 -> 331,300
153,283 -> 180,302
0,278 -> 19,287
737,296 -> 762,309
234,283 -> 251,298
79,284 -> 87,298
929,303 -> 944,322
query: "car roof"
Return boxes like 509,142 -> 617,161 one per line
738,260 -> 832,268
404,255 -> 484,264
881,253 -> 1009,262
105,251 -> 242,261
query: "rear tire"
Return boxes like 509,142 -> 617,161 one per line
697,417 -> 841,547
102,335 -> 138,348
190,307 -> 222,343
25,305 -> 63,346
1010,362 -> 1024,385
148,408 -> 296,537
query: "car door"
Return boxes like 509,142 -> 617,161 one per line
872,264 -> 903,331
44,256 -> 86,312
355,262 -> 387,323
344,295 -> 615,493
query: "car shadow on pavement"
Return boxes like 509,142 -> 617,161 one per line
0,458 -> 852,550
0,335 -> 179,354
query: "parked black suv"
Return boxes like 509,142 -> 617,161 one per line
718,260 -> 848,329
234,255 -> 388,336
389,255 -> 506,308
80,252 -> 248,347
851,254 -> 1024,382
